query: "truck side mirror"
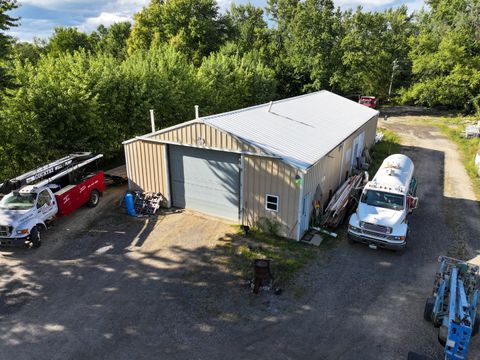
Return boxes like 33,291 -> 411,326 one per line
407,196 -> 418,210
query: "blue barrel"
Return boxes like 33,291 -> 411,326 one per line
125,192 -> 137,217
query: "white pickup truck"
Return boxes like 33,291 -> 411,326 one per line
347,154 -> 418,251
0,154 -> 104,248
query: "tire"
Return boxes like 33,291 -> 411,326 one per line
438,335 -> 446,347
438,326 -> 448,347
424,297 -> 435,322
30,226 -> 42,248
87,190 -> 100,208
472,313 -> 480,336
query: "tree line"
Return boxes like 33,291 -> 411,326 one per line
0,0 -> 478,179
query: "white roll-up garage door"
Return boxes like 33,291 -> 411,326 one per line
169,145 -> 240,221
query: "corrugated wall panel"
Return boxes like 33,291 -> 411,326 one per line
152,122 -> 260,153
243,156 -> 299,239
124,122 -> 266,215
124,140 -> 169,205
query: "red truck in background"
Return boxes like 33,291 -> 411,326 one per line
359,96 -> 378,109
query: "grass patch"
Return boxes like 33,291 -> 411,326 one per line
369,128 -> 401,175
423,117 -> 480,198
218,228 -> 320,288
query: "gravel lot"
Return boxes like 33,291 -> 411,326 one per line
1,116 -> 480,359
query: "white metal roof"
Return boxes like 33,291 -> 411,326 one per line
202,90 -> 379,170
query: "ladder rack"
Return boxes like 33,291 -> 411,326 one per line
0,152 -> 102,195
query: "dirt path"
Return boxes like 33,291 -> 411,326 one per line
382,117 -> 477,201
382,117 -> 480,262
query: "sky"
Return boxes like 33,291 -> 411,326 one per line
8,0 -> 426,42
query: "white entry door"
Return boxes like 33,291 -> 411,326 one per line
351,131 -> 365,167
300,193 -> 313,236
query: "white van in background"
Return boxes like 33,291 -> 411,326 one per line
348,154 -> 418,251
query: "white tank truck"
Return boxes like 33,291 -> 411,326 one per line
348,154 -> 418,251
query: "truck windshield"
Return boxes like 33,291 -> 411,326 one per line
361,190 -> 404,210
0,192 -> 36,210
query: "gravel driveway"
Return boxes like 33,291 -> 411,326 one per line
1,117 -> 480,359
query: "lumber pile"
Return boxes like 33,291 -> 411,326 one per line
321,173 -> 366,228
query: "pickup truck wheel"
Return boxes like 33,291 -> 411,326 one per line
30,227 -> 42,248
87,190 -> 100,208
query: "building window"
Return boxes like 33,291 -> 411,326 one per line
266,194 -> 279,212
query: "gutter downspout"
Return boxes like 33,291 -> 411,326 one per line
296,173 -> 305,241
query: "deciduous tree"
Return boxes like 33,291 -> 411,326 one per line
0,0 -> 17,91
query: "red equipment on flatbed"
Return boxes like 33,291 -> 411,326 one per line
56,171 -> 105,216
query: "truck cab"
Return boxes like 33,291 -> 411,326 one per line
0,187 -> 58,247
348,154 -> 417,251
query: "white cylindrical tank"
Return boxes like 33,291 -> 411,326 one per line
373,154 -> 414,192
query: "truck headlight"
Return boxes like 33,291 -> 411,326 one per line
387,235 -> 406,241
348,224 -> 362,233
16,229 -> 29,235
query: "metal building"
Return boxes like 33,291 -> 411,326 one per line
123,90 -> 379,240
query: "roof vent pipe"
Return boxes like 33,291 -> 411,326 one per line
150,109 -> 156,133
267,101 -> 273,113
195,105 -> 200,119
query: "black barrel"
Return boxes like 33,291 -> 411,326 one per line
253,259 -> 272,294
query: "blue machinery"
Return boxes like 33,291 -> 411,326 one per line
424,256 -> 480,359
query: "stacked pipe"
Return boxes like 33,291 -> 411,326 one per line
321,172 -> 367,228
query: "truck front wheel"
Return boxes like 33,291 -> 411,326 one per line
87,190 -> 100,208
31,227 -> 42,248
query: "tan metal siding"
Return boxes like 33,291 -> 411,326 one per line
124,140 -> 169,204
243,156 -> 300,239
124,122 -> 265,209
152,122 -> 261,153
364,116 -> 378,147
